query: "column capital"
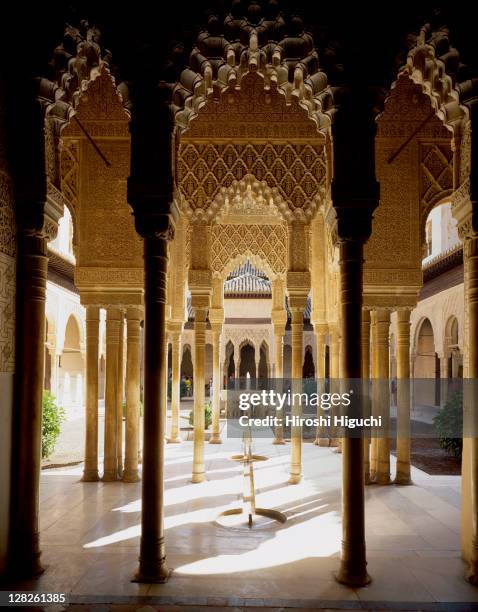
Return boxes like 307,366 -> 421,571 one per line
167,321 -> 184,336
313,322 -> 328,336
190,293 -> 211,311
209,307 -> 225,326
286,271 -> 311,295
126,306 -> 144,321
330,186 -> 379,245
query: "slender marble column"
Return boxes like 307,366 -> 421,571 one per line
103,308 -> 121,481
167,330 -> 182,443
82,306 -> 100,482
330,328 -> 341,448
314,328 -> 328,446
395,310 -> 412,485
289,304 -> 305,484
272,329 -> 286,445
135,236 -> 170,583
210,328 -> 222,444
370,310 -> 378,480
8,233 -> 48,577
123,308 -> 142,482
192,308 -> 207,483
375,309 -> 391,485
362,309 -> 371,485
336,240 -> 371,587
465,236 -> 478,585
116,312 -> 125,478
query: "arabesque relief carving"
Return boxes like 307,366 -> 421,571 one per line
210,224 -> 287,277
60,66 -> 142,306
365,71 -> 454,307
177,142 -> 326,221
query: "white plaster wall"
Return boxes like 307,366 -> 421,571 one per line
224,297 -> 271,318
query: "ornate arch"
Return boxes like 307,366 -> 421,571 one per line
211,223 -> 287,279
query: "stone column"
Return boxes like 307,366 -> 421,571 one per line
82,306 -> 100,482
210,326 -> 222,444
255,346 -> 261,380
103,308 -> 121,481
272,326 -> 286,444
116,312 -> 125,478
362,309 -> 371,484
167,328 -> 182,444
370,310 -> 378,480
288,298 -> 307,484
330,330 -> 340,378
123,307 -> 142,482
375,308 -> 391,485
395,309 -> 412,485
335,239 -> 371,587
330,327 -> 341,448
464,236 -> 478,585
192,305 -> 207,483
271,278 -> 287,445
8,232 -> 49,577
314,325 -> 328,446
134,232 -> 171,583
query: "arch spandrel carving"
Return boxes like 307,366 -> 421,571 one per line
177,142 -> 326,222
61,64 -> 130,139
210,223 -> 287,279
60,65 -> 143,306
181,70 -> 326,143
365,72 -> 454,307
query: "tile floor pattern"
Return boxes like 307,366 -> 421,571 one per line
5,432 -> 478,610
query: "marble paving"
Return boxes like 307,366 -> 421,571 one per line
6,430 -> 478,609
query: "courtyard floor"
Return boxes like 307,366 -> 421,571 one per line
8,418 -> 478,610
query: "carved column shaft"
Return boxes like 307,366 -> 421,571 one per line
103,308 -> 121,481
465,236 -> 478,585
370,310 -> 378,480
272,328 -> 286,445
124,308 -> 142,482
336,239 -> 370,588
210,328 -> 222,444
375,308 -> 391,485
192,308 -> 207,483
289,306 -> 304,484
168,330 -> 182,444
362,309 -> 371,484
8,234 -> 48,577
395,310 -> 412,486
116,313 -> 125,477
83,306 -> 100,482
135,236 -> 170,583
314,328 -> 328,446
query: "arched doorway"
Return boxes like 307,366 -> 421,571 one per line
180,344 -> 193,397
283,344 -> 292,379
414,318 -> 439,407
239,343 -> 256,384
302,345 -> 315,378
59,315 -> 84,416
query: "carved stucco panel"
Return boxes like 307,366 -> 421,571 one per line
0,171 -> 15,259
0,251 -> 15,373
210,224 -> 287,278
178,142 -> 326,220
366,141 -> 418,268
78,142 -> 142,270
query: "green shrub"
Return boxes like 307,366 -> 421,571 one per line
188,402 -> 213,430
433,390 -> 463,459
167,379 -> 188,398
42,391 -> 65,459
